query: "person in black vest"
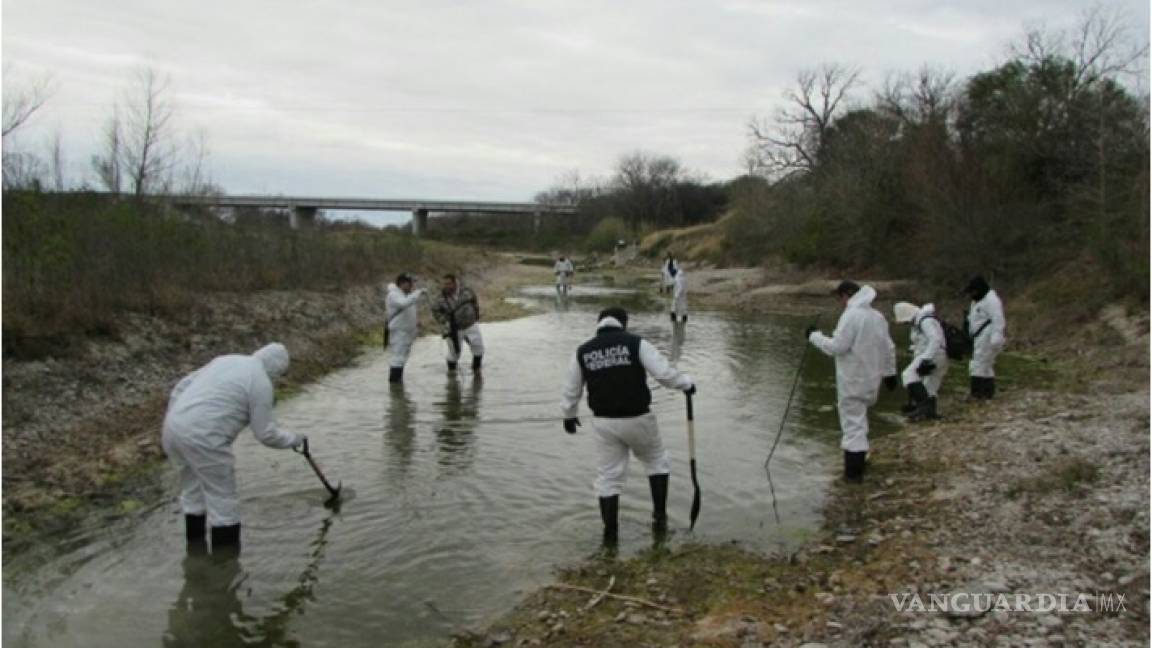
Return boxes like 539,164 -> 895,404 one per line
560,307 -> 696,543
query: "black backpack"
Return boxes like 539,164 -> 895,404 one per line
918,314 -> 978,361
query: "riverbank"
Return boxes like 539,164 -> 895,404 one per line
2,249 -> 550,557
455,264 -> 1150,647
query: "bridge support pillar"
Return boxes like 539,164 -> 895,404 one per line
290,206 -> 317,229
411,209 -> 429,237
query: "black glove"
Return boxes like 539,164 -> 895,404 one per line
916,360 -> 936,377
883,375 -> 899,391
684,384 -> 697,396
804,326 -> 818,339
563,418 -> 581,434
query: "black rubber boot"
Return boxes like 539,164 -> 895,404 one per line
599,496 -> 619,545
985,378 -> 996,399
447,361 -> 458,372
670,312 -> 677,323
906,382 -> 931,421
471,356 -> 483,373
843,451 -> 866,483
648,474 -> 669,533
210,523 -> 241,558
969,376 -> 983,399
388,367 -> 403,383
925,396 -> 939,420
681,315 -> 688,324
185,514 -> 208,555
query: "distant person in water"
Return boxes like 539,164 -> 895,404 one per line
660,254 -> 678,294
560,307 -> 696,544
670,266 -> 688,324
162,343 -> 306,555
554,255 -> 575,296
431,274 -> 484,373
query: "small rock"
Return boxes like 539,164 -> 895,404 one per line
1117,574 -> 1136,586
1038,615 -> 1063,628
485,631 -> 512,646
550,622 -> 564,634
626,613 -> 647,625
536,610 -> 550,622
646,577 -> 658,586
614,612 -> 627,623
773,623 -> 788,633
835,534 -> 857,544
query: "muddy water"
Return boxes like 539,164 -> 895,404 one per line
3,283 -> 898,647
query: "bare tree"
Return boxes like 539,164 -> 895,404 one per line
877,66 -> 957,127
2,64 -> 54,138
613,151 -> 685,231
748,63 -> 861,178
2,152 -> 47,190
1014,4 -> 1149,95
91,107 -> 123,192
121,68 -> 175,196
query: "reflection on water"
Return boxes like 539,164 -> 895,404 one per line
4,282 -> 895,648
435,374 -> 482,473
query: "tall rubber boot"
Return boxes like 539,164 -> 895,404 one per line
681,315 -> 688,324
969,376 -> 981,399
669,312 -> 677,323
185,514 -> 208,556
471,356 -> 483,373
925,396 -> 939,420
388,367 -> 403,383
648,474 -> 669,534
843,451 -> 866,483
906,382 -> 931,421
210,523 -> 241,559
446,361 -> 458,372
985,378 -> 996,399
598,496 -> 619,545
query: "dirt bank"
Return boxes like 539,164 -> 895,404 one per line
454,265 -> 1150,647
2,251 -> 549,554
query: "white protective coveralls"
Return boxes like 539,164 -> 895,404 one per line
162,343 -> 302,527
670,270 -> 688,319
561,317 -> 694,497
808,286 -> 897,452
386,283 -> 424,369
967,290 -> 1006,378
896,302 -> 950,396
554,258 -> 575,292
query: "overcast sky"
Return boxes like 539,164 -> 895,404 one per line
2,0 -> 1148,224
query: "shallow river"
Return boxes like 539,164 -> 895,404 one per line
3,283 -> 899,647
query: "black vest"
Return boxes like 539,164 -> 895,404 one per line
577,328 -> 650,418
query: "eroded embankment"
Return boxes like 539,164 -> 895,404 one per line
454,266 -> 1150,648
2,253 -> 547,555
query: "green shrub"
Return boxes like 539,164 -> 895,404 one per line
585,217 -> 629,252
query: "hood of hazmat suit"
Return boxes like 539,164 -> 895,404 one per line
253,343 -> 290,379
893,302 -> 919,324
808,285 -> 896,405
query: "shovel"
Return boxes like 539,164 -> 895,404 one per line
293,438 -> 342,506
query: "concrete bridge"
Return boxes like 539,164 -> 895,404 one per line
166,194 -> 578,236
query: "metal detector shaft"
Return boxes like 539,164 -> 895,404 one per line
295,439 -> 342,499
686,392 -> 701,530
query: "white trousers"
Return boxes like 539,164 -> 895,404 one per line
592,413 -> 670,497
445,324 -> 484,362
389,329 -> 415,369
162,427 -> 240,527
836,396 -> 871,452
901,355 -> 949,396
969,338 -> 1002,378
671,295 -> 688,317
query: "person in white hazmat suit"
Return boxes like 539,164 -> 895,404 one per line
561,307 -> 696,544
554,256 -> 575,296
806,281 -> 897,482
893,302 -> 949,421
670,266 -> 688,324
162,343 -> 305,554
964,275 -> 1006,399
385,273 -> 425,383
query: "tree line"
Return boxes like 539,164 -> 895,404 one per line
534,7 -> 1148,301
